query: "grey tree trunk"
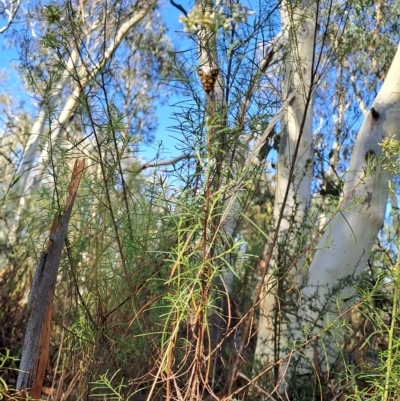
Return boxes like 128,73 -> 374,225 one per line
17,160 -> 85,394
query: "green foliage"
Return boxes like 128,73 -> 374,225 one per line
43,4 -> 62,25
0,350 -> 19,399
2,0 -> 400,400
91,370 -> 127,400
381,134 -> 400,175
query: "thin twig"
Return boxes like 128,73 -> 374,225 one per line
170,0 -> 188,17
236,371 -> 279,401
139,153 -> 194,171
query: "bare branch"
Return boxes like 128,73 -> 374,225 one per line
349,72 -> 368,115
0,0 -> 21,34
259,32 -> 284,72
238,33 -> 284,128
93,2 -> 157,75
139,153 -> 194,171
219,91 -> 296,230
170,0 -> 188,17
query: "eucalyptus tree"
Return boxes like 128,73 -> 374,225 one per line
3,0 -> 400,399
250,0 -> 400,397
3,0 -> 166,244
254,0 -> 316,370
174,0 -> 400,399
297,36 -> 400,374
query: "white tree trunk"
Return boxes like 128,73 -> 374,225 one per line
298,42 -> 400,369
255,0 -> 316,367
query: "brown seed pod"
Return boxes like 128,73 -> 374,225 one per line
197,68 -> 220,93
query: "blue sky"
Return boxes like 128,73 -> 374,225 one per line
148,0 -> 259,161
140,0 -> 190,161
0,0 -> 191,162
0,1 -> 189,159
0,0 -> 258,162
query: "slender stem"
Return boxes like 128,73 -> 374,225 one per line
383,248 -> 400,401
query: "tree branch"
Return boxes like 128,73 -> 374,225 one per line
0,0 -> 21,33
139,153 -> 194,171
170,0 -> 188,17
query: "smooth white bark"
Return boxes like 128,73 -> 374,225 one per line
255,0 -> 316,365
298,42 -> 400,368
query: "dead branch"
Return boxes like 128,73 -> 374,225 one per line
16,159 -> 85,395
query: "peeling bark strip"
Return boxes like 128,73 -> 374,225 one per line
16,159 -> 85,394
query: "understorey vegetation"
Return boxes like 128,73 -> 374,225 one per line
1,0 -> 400,400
